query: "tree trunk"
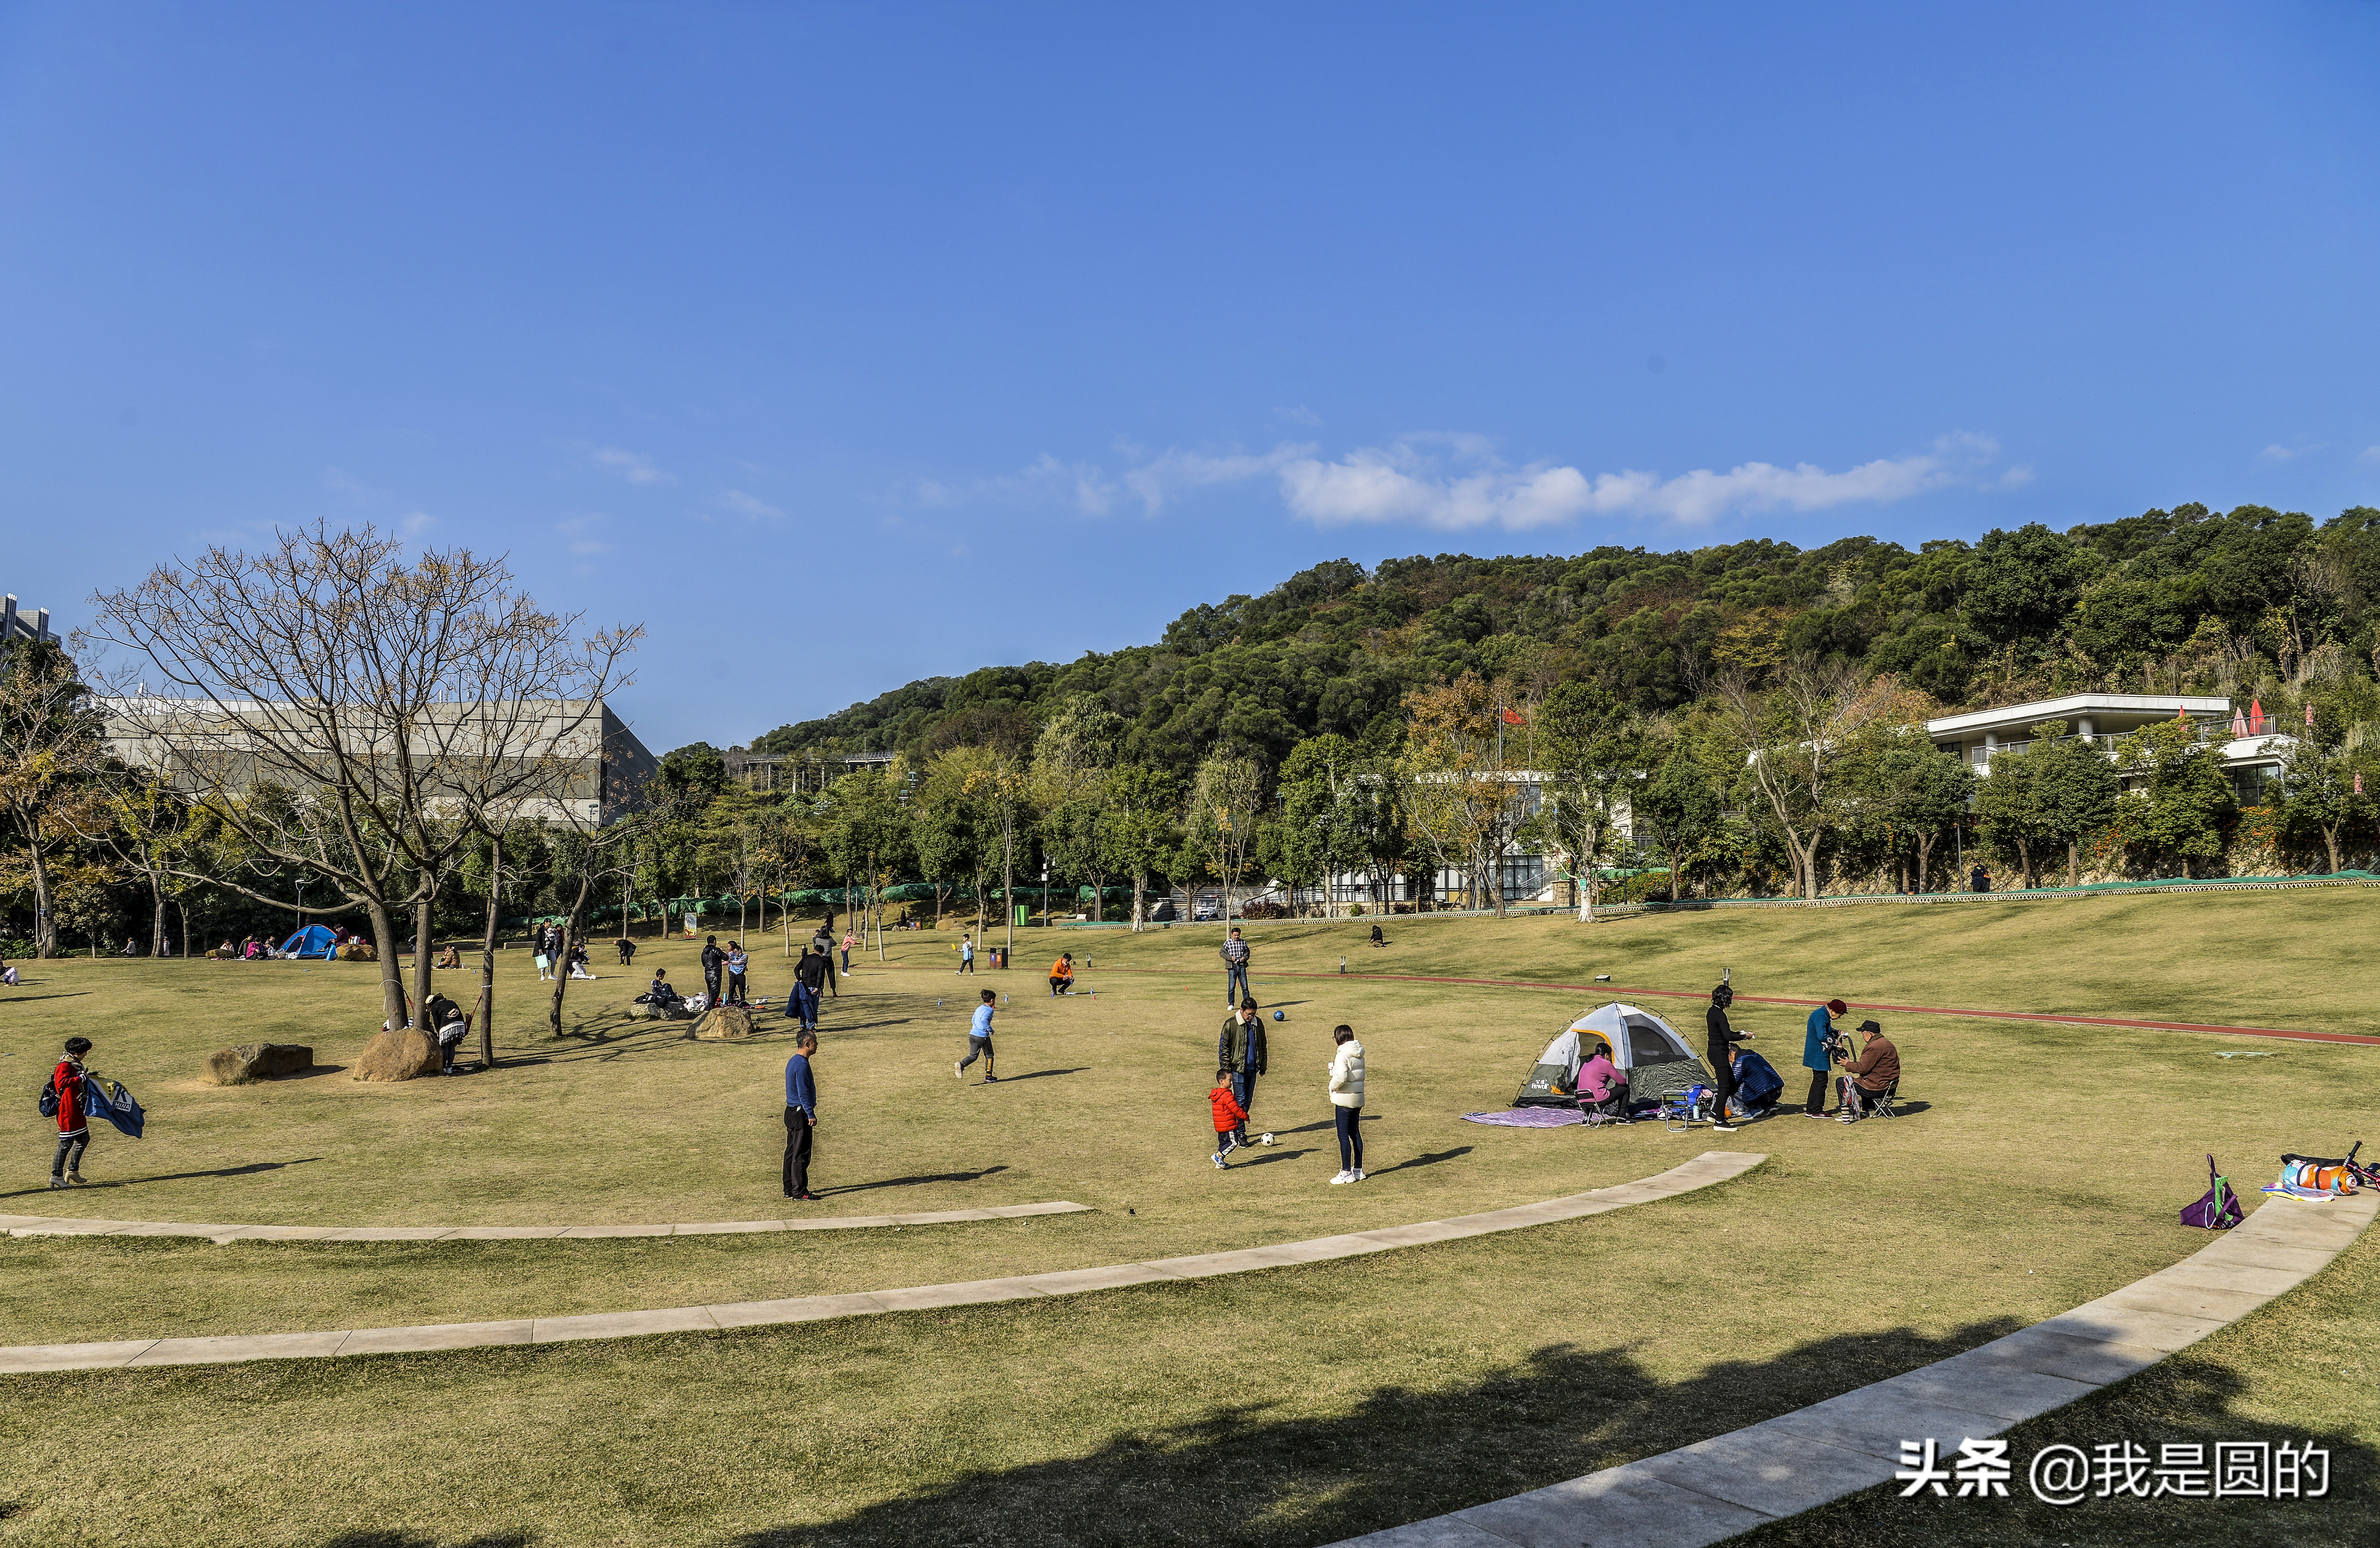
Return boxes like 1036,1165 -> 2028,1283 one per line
475,833 -> 502,1069
411,891 -> 437,1029
547,874 -> 592,1038
1002,824 -> 1015,960
2067,839 -> 2082,889
1576,852 -> 1597,923
174,897 -> 190,959
150,878 -> 167,958
30,847 -> 55,957
2323,825 -> 2343,875
365,898 -> 409,1030
1131,863 -> 1148,931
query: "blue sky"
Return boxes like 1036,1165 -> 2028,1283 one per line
4,2 -> 2377,753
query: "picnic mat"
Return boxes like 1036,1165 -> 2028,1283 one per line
1461,1107 -> 1584,1128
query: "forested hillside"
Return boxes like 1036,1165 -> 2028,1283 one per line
750,503 -> 2380,775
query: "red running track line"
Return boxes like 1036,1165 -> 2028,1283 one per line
959,963 -> 2380,1047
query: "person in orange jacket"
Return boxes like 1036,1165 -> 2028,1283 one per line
1208,1068 -> 1249,1169
1048,953 -> 1074,997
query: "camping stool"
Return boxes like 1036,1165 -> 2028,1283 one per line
1662,1084 -> 1713,1133
1844,1077 -> 1900,1120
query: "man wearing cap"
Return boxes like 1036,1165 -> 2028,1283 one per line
1833,1020 -> 1901,1122
1704,983 -> 1747,1134
1803,998 -> 1848,1117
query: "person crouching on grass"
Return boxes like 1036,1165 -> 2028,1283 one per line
49,1036 -> 92,1189
1209,1067 -> 1249,1169
1048,953 -> 1074,997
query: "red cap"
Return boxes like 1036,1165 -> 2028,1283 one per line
1826,999 -> 1848,1015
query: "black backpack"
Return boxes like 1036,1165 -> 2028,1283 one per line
38,1077 -> 59,1118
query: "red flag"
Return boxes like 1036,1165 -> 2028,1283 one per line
2250,698 -> 2265,735
1500,707 -> 1524,725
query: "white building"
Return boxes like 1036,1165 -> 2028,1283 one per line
1925,693 -> 2293,805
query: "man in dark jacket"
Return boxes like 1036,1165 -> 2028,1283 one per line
790,946 -> 832,1032
1705,983 -> 1747,1134
1216,998 -> 1267,1146
783,1032 -> 820,1200
809,925 -> 839,997
700,935 -> 725,1007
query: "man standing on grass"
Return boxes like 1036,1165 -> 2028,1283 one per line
700,934 -> 725,1007
783,1031 -> 819,1200
1802,998 -> 1846,1117
1216,997 -> 1266,1147
1704,982 -> 1745,1135
1220,926 -> 1251,1008
790,945 -> 831,1032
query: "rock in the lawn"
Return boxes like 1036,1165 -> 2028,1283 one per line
626,999 -> 655,1020
692,1004 -> 756,1040
205,1042 -> 315,1085
354,1029 -> 440,1082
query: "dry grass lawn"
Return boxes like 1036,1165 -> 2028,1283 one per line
0,891 -> 2372,1546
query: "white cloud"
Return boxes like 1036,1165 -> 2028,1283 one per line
555,513 -> 611,556
1122,443 -> 1314,515
2260,442 -> 2330,462
323,465 -> 387,500
715,488 -> 784,520
915,455 -> 1118,516
2358,445 -> 2380,464
397,511 -> 437,539
591,446 -> 675,485
1271,405 -> 1323,428
1278,432 -> 1999,530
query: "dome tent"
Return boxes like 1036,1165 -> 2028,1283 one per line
277,924 -> 339,960
1512,1003 -> 1704,1107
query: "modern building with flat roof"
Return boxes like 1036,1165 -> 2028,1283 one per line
1925,692 -> 2293,805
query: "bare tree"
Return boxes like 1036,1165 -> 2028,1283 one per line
1399,674 -> 1527,916
1717,659 -> 1929,900
1186,754 -> 1265,921
538,770 -> 668,1038
91,520 -> 637,1031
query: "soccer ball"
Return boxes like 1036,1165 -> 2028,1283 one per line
1271,1009 -> 1285,1021
1260,1132 -> 1275,1146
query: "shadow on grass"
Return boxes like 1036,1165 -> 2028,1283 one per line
987,1067 -> 1091,1083
320,1532 -> 534,1548
720,1322 -> 2379,1548
0,1158 -> 323,1199
823,1166 -> 1011,1196
1274,1113 -> 1383,1136
1234,1148 -> 1317,1168
1363,1146 -> 1472,1175
0,992 -> 91,1003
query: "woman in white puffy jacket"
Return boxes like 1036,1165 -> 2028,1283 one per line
1328,1024 -> 1366,1184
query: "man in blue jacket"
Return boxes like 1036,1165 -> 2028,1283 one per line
1803,998 -> 1847,1116
783,1032 -> 820,1200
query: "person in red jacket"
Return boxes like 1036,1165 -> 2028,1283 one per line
50,1035 -> 92,1189
1208,1067 -> 1249,1170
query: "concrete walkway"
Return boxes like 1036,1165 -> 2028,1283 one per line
0,1152 -> 1764,1374
1331,1191 -> 2379,1548
0,1200 -> 1091,1245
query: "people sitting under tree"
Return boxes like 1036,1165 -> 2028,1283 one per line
436,943 -> 462,970
636,970 -> 685,1018
1833,1019 -> 1901,1123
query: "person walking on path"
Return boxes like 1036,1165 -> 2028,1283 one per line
958,935 -> 976,975
840,929 -> 855,974
789,945 -> 830,1031
1328,1024 -> 1366,1184
700,935 -> 726,1008
48,1036 -> 92,1189
724,943 -> 751,1007
1704,983 -> 1746,1134
783,1032 -> 820,1200
956,988 -> 998,1082
1803,998 -> 1847,1117
1220,927 -> 1252,1008
1048,953 -> 1074,997
1208,1068 -> 1249,1168
1216,998 -> 1267,1148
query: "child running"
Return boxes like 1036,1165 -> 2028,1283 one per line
1209,1066 -> 1249,1169
955,988 -> 998,1083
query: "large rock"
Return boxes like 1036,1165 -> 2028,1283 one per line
205,1042 -> 315,1085
692,1004 -> 756,1040
354,1029 -> 440,1082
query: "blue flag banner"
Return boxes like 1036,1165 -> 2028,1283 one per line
83,1074 -> 145,1139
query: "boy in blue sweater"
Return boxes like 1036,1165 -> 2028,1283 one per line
955,988 -> 998,1083
783,1032 -> 820,1200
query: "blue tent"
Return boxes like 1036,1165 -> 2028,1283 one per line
280,924 -> 338,959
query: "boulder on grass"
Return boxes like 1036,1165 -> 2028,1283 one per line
354,1029 -> 440,1082
692,1004 -> 756,1040
626,999 -> 654,1020
206,1042 -> 315,1085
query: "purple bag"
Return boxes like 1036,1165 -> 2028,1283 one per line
2180,1154 -> 2244,1230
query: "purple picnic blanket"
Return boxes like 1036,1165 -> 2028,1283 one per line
1462,1107 -> 1585,1128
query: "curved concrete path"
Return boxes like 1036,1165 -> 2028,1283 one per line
0,1200 -> 1090,1245
1332,1191 -> 2379,1548
0,1151 -> 1764,1374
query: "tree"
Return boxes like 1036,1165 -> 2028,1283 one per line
93,520 -> 636,1031
0,634 -> 108,957
1399,673 -> 1527,915
2027,720 -> 2120,886
1531,682 -> 1641,921
1973,741 -> 2053,888
1184,753 -> 1265,921
1098,766 -> 1179,930
95,772 -> 201,956
2116,720 -> 2237,878
1717,660 -> 1928,899
537,768 -> 666,1039
1270,734 -> 1363,915
912,749 -> 988,929
1850,739 -> 1973,892
2273,702 -> 2377,874
1965,522 -> 2094,649
820,766 -> 910,959
1633,736 -> 1721,900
